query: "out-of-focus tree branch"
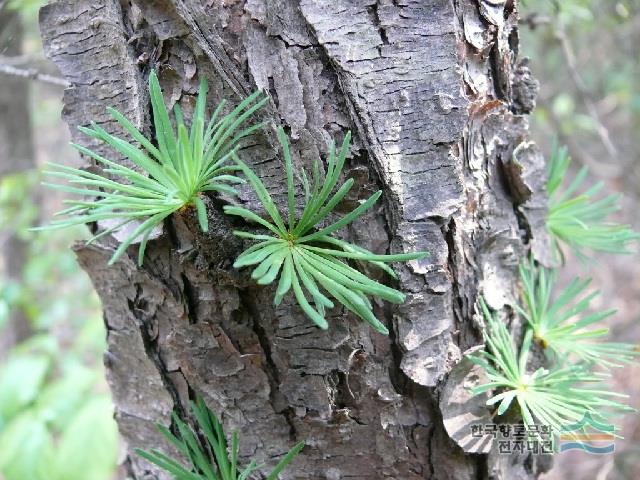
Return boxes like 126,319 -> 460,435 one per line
554,26 -> 618,158
0,52 -> 46,66
0,62 -> 68,87
521,0 -> 619,161
519,13 -> 552,30
539,93 -> 622,178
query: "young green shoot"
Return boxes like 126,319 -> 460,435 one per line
225,128 -> 428,335
517,259 -> 638,368
38,70 -> 267,266
546,144 -> 639,258
468,299 -> 632,438
136,397 -> 304,480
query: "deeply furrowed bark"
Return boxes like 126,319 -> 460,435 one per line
39,1 -> 551,478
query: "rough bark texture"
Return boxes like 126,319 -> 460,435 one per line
40,0 -> 550,478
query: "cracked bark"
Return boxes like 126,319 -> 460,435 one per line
39,0 -> 551,478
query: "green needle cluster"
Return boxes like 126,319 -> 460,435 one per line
470,140 -> 640,441
39,71 -> 267,266
40,70 -> 425,334
469,299 -> 632,438
136,397 -> 304,480
225,128 -> 427,335
517,259 -> 638,368
546,144 -> 639,258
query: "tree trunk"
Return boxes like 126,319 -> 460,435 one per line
39,1 -> 550,478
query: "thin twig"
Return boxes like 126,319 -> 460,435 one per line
554,29 -> 618,157
519,13 -> 552,30
0,63 -> 69,87
553,17 -> 618,157
539,93 -> 621,178
525,0 -> 619,159
0,53 -> 46,66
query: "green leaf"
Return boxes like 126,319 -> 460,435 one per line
224,206 -> 284,238
291,267 -> 329,330
517,258 -> 639,368
291,250 -> 334,309
274,255 -> 294,305
278,128 -> 297,231
256,249 -> 288,285
109,210 -> 173,266
194,196 -> 209,232
233,241 -> 287,268
0,412 -> 53,480
50,396 -> 119,480
135,448 -> 201,480
0,353 -> 50,424
299,249 -> 404,304
149,70 -> 178,164
232,156 -> 287,235
467,297 -> 633,439
297,191 -> 382,243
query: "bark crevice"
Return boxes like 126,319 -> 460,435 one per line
129,284 -> 188,418
240,288 -> 299,442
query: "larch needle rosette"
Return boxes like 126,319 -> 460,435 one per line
469,298 -> 632,439
225,128 -> 428,335
517,258 -> 638,368
546,144 -> 639,258
38,70 -> 267,266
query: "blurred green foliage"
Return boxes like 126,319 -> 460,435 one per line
521,0 -> 640,163
0,3 -> 118,479
0,172 -> 118,480
0,172 -> 98,331
0,337 -> 118,480
6,0 -> 45,17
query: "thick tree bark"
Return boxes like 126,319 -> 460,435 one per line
40,1 -> 550,478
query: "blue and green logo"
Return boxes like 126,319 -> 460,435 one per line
559,413 -> 615,454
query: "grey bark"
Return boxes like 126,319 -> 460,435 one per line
39,0 -> 551,478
